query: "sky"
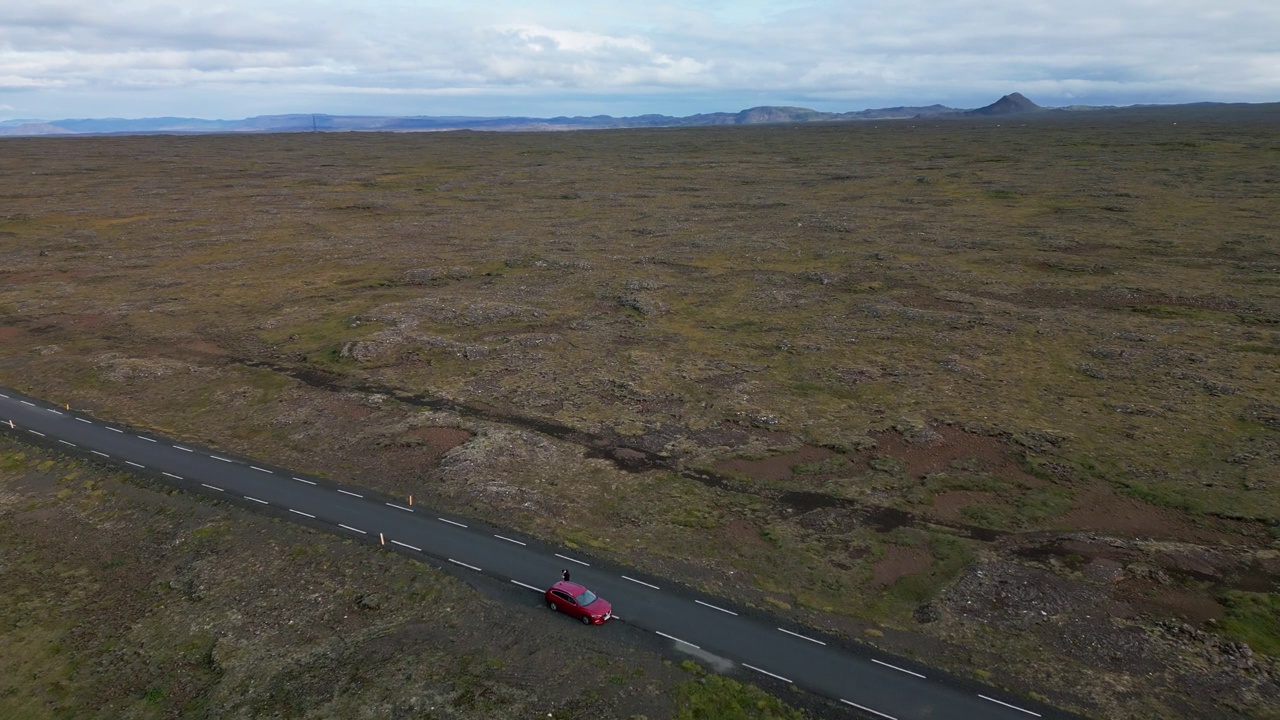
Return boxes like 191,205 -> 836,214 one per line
2,0 -> 1277,121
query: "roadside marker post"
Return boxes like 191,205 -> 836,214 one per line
380,532 -> 385,546
409,495 -> 413,506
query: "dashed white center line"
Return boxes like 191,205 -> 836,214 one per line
449,559 -> 482,572
872,659 -> 925,679
201,484 -> 224,492
840,699 -> 897,720
556,553 -> 590,567
385,502 -> 413,512
250,465 -> 272,474
339,524 -> 366,534
28,430 -> 45,437
289,509 -> 316,519
696,600 -> 738,616
174,445 -> 193,452
59,440 -> 76,447
21,400 -> 35,406
511,580 -> 542,592
292,476 -> 316,485
655,631 -> 700,649
495,534 -> 527,546
437,517 -> 467,528
979,695 -> 1041,717
337,489 -> 363,498
46,408 -> 61,415
107,427 -> 123,433
125,461 -> 144,468
210,455 -> 233,463
742,664 -> 791,684
390,540 -> 421,552
91,451 -> 109,458
244,496 -> 268,505
76,418 -> 92,424
622,575 -> 660,590
777,628 -> 826,645
162,472 -> 183,480
140,437 -> 156,443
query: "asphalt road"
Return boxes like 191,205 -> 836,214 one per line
0,386 -> 1085,720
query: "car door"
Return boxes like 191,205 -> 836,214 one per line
550,589 -> 579,618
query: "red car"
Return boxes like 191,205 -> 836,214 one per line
546,581 -> 612,624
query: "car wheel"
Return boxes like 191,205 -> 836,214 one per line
581,614 -> 592,625
548,601 -> 557,611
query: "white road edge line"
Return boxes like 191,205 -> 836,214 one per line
390,540 -> 422,552
201,484 -> 224,492
438,517 -> 467,528
174,445 -> 193,452
777,628 -> 826,645
107,427 -> 123,433
21,401 -> 35,406
337,489 -> 363,498
978,695 -> 1042,717
495,535 -> 526,546
140,437 -> 156,443
91,451 -> 109,458
46,408 -> 62,415
289,509 -> 316,519
840,699 -> 897,720
449,559 -> 482,572
210,455 -> 232,463
872,658 -> 926,679
696,600 -> 738,616
555,553 -> 590,567
28,430 -> 45,437
125,461 -> 144,468
162,472 -> 183,480
0,393 -> 9,398
59,440 -> 76,447
338,524 -> 366,534
250,465 -> 272,473
655,631 -> 700,649
622,575 -> 659,590
244,496 -> 268,505
385,503 -> 413,512
293,476 -> 316,485
76,418 -> 92,424
742,663 -> 791,684
511,580 -> 542,592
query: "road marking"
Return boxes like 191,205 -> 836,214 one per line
438,517 -> 467,528
840,699 -> 897,720
140,436 -> 156,443
46,408 -> 61,415
201,484 -> 224,492
107,427 -> 124,433
293,476 -> 316,485
174,445 -> 193,452
385,502 -> 413,512
289,509 -> 316,519
622,575 -> 659,590
449,559 -> 482,572
872,659 -> 925,678
556,553 -> 590,567
244,496 -> 268,505
76,417 -> 92,424
495,534 -> 526,546
59,440 -> 76,447
0,393 -> 9,398
777,628 -> 826,645
390,539 -> 421,552
511,580 -> 542,592
979,695 -> 1041,717
337,489 -> 363,498
162,472 -> 183,480
655,631 -> 700,649
21,400 -> 35,406
742,664 -> 791,684
250,465 -> 272,474
696,600 -> 738,616
210,455 -> 233,463
91,451 -> 109,458
28,430 -> 46,437
125,461 -> 145,468
339,524 -> 366,534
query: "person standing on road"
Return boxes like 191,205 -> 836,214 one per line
561,568 -> 570,582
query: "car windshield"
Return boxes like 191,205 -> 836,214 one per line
574,589 -> 598,606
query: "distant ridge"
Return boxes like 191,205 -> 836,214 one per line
3,94 -> 1272,137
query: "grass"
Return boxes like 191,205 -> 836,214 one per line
676,669 -> 806,720
1219,592 -> 1280,656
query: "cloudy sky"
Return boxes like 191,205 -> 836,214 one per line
2,0 -> 1276,120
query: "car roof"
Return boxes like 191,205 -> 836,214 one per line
551,581 -> 586,594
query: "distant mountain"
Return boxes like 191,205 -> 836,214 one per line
4,94 -> 1255,137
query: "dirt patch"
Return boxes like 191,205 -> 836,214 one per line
405,426 -> 474,456
1060,486 -> 1247,544
873,546 -> 934,588
0,327 -> 20,342
868,424 -> 1041,485
716,445 -> 836,482
1117,580 -> 1226,624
